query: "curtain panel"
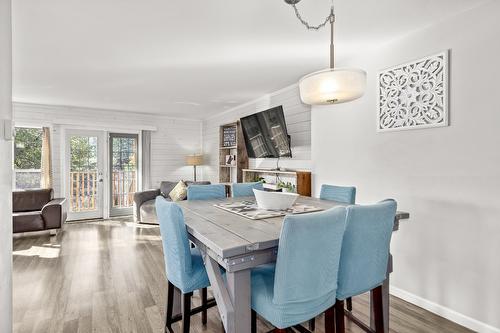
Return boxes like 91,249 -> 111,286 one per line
141,130 -> 152,190
40,127 -> 53,189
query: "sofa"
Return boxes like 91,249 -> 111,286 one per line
12,189 -> 67,234
133,181 -> 211,223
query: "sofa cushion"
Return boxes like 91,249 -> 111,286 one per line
160,181 -> 178,198
169,181 -> 188,202
13,211 -> 45,233
13,189 -> 53,212
185,181 -> 211,186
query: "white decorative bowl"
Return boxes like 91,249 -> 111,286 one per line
253,189 -> 299,210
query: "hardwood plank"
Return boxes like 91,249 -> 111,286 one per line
13,217 -> 469,333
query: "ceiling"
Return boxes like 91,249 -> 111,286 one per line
12,0 -> 486,119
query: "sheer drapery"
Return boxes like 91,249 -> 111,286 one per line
40,127 -> 53,189
141,130 -> 152,190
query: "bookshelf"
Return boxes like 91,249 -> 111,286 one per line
219,121 -> 248,183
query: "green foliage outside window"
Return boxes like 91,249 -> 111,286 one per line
14,127 -> 42,170
70,136 -> 98,171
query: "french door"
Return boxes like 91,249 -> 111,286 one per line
109,133 -> 138,217
65,129 -> 105,220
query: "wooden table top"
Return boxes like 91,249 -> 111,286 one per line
177,196 -> 410,260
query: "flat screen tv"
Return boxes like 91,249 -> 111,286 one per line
240,106 -> 292,158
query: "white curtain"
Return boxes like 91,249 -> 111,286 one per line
141,130 -> 152,190
40,127 -> 53,189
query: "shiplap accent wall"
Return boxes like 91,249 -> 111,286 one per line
13,103 -> 202,197
201,85 -> 311,183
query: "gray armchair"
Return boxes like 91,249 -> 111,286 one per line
134,180 -> 211,223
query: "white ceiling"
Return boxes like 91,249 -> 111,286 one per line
12,0 -> 486,119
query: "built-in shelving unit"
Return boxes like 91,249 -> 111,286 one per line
219,121 -> 248,183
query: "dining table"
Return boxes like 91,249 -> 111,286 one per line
171,195 -> 410,333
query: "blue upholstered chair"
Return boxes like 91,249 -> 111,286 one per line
156,197 -> 215,333
320,184 -> 356,204
250,207 -> 347,333
334,200 -> 397,333
187,184 -> 226,200
232,182 -> 264,197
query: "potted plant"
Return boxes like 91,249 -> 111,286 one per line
278,181 -> 295,193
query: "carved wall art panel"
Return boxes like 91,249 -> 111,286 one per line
377,51 -> 449,132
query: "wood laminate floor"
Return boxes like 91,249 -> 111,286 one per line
13,219 -> 473,333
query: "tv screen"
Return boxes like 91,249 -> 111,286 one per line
240,106 -> 292,158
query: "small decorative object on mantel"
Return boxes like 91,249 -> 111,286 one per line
377,50 -> 449,132
222,126 -> 237,147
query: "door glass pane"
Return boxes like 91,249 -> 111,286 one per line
69,136 -> 98,212
111,136 -> 138,209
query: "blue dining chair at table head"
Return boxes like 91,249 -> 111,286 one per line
334,199 -> 397,333
250,206 -> 348,332
320,184 -> 356,204
232,182 -> 264,197
187,184 -> 226,200
155,196 -> 216,333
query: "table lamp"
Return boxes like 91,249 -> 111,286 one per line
186,154 -> 203,182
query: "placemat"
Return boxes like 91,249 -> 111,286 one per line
214,200 -> 323,220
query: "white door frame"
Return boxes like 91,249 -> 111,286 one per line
63,128 -> 106,221
62,126 -> 142,220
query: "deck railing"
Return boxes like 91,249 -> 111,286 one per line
70,171 -> 98,212
111,170 -> 136,208
70,170 -> 137,212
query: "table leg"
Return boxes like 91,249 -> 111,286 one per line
371,254 -> 392,333
227,270 -> 251,333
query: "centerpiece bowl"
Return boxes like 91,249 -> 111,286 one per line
253,189 -> 299,210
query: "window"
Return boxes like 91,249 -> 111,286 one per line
13,127 -> 43,189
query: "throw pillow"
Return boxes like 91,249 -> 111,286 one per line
160,181 -> 178,198
169,180 -> 188,201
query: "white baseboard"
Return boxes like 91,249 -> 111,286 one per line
390,286 -> 500,333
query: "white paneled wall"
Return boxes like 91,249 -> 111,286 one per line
202,85 -> 311,183
13,103 -> 202,196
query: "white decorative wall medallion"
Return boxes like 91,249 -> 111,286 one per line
377,51 -> 449,132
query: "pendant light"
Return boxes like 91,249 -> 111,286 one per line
285,0 -> 366,105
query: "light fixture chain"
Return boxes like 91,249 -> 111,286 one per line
290,3 -> 334,31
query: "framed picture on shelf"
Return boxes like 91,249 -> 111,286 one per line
222,126 -> 237,147
225,154 -> 236,166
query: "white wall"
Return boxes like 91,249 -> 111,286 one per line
312,1 -> 500,332
202,85 -> 311,183
13,103 -> 203,197
0,0 -> 13,332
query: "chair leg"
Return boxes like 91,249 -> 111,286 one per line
346,297 -> 352,311
372,286 -> 385,333
165,281 -> 175,333
308,318 -> 316,331
325,305 -> 336,333
181,292 -> 193,333
334,300 -> 345,333
201,288 -> 208,325
251,310 -> 257,333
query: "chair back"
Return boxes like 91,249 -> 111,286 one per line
320,184 -> 356,204
272,207 -> 347,305
232,182 -> 264,197
336,200 -> 397,300
155,197 -> 193,290
187,184 -> 226,200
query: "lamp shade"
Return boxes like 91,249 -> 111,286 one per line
186,155 -> 203,166
299,68 -> 367,105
